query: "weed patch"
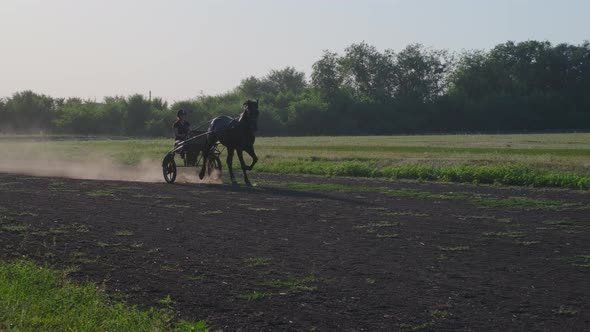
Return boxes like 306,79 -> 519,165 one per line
563,255 -> 590,268
238,292 -> 270,300
200,210 -> 223,215
439,246 -> 470,251
0,224 -> 29,232
259,276 -> 318,293
244,256 -> 271,267
482,231 -> 526,238
0,260 -> 208,331
431,309 -> 449,318
164,204 -> 190,209
553,306 -> 579,316
86,189 -> 115,197
186,274 -> 206,282
247,207 -> 277,212
543,220 -> 575,226
399,322 -> 432,330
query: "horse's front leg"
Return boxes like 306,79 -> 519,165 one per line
226,148 -> 238,185
244,146 -> 258,171
236,149 -> 252,186
199,141 -> 212,180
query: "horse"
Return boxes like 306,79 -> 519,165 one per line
199,100 -> 259,186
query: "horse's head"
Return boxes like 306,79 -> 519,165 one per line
240,99 -> 259,132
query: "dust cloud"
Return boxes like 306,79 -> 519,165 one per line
0,155 -> 222,184
0,157 -> 162,182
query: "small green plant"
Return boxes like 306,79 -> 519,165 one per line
438,246 -> 470,251
86,189 -> 115,197
399,322 -> 432,330
115,230 -> 133,236
244,256 -> 272,267
159,295 -> 175,307
563,255 -> 590,268
482,231 -> 525,238
160,264 -> 182,272
543,220 -> 575,226
431,309 -> 449,318
96,241 -> 122,248
175,320 -> 209,332
72,223 -> 90,233
238,292 -> 270,300
384,211 -> 429,217
164,204 -> 190,209
376,233 -> 398,238
0,224 -> 29,232
553,305 -> 578,316
13,211 -> 38,217
353,221 -> 400,229
247,207 -> 277,211
70,251 -> 98,264
259,276 -> 318,292
516,240 -> 540,246
186,274 -> 206,282
49,225 -> 71,234
200,210 -> 223,215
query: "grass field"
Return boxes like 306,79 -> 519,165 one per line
0,260 -> 207,331
2,133 -> 590,189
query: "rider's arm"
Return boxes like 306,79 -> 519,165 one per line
173,122 -> 181,139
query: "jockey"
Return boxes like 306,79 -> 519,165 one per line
173,109 -> 191,141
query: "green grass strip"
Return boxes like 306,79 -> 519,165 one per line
273,145 -> 590,157
255,160 -> 590,190
0,260 -> 207,332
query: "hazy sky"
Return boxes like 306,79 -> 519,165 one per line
1,0 -> 588,102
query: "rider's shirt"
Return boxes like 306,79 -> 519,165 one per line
173,120 -> 191,140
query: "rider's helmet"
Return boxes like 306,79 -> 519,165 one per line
177,109 -> 187,117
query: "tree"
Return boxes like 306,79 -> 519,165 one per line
338,42 -> 394,101
311,50 -> 342,98
395,44 -> 453,103
265,67 -> 307,94
123,94 -> 152,136
4,91 -> 56,133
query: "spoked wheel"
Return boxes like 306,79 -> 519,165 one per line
207,155 -> 222,179
162,153 -> 177,184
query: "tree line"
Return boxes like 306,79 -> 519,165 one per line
1,40 -> 588,137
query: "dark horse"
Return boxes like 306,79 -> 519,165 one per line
199,100 -> 259,186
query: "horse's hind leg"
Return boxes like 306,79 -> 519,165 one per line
236,149 -> 252,186
199,136 -> 214,180
226,148 -> 238,185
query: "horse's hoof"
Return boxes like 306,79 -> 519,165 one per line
198,171 -> 205,180
245,181 -> 253,187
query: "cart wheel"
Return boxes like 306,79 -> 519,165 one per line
207,155 -> 222,179
162,153 -> 177,184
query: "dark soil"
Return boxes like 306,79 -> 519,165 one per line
0,172 -> 589,331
